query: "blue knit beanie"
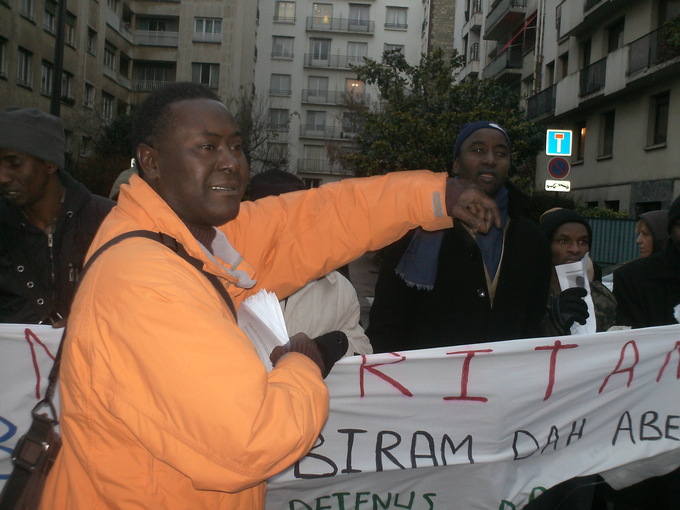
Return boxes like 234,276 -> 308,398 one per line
453,121 -> 511,160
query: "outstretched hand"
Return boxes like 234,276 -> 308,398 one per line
445,178 -> 501,234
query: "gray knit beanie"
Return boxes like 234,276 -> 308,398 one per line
0,107 -> 65,168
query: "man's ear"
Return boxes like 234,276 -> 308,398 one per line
452,158 -> 459,176
137,144 -> 159,181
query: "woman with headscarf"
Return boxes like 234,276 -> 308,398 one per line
635,209 -> 668,257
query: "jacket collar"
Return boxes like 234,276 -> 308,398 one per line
108,174 -> 255,288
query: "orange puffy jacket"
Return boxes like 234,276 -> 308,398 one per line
41,171 -> 451,509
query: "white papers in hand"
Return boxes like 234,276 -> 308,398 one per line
555,253 -> 596,335
237,289 -> 288,371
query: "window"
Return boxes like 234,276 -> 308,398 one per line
345,79 -> 364,95
275,1 -> 295,22
80,136 -> 93,157
310,38 -> 330,63
303,178 -> 321,188
270,74 -> 292,96
574,121 -> 586,161
138,18 -> 173,32
40,60 -> 53,95
20,0 -> 34,19
134,63 -> 174,90
104,43 -> 116,70
44,0 -> 56,33
385,6 -> 407,29
598,110 -> 615,157
191,63 -> 219,88
384,43 -> 404,53
306,110 -> 326,131
102,92 -> 114,121
84,82 -> 95,108
585,201 -> 598,209
349,4 -> 371,30
87,28 -> 97,54
17,47 -> 32,88
545,60 -> 555,87
194,18 -> 221,42
272,36 -> 294,58
61,71 -> 74,102
106,0 -> 118,13
0,38 -> 7,79
65,12 -> 77,46
308,76 -> 329,99
607,18 -> 625,53
342,111 -> 361,133
648,91 -> 669,146
558,51 -> 569,79
347,42 -> 367,63
604,200 -> 620,212
269,108 -> 290,130
312,3 -> 332,25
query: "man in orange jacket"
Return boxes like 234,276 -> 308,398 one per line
40,82 -> 499,509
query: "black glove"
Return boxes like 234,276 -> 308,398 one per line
270,331 -> 348,378
549,287 -> 589,335
313,331 -> 348,378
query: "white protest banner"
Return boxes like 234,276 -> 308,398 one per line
0,324 -> 63,487
2,324 -> 679,508
267,325 -> 680,509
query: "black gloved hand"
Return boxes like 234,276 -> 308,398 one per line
313,331 -> 348,378
270,331 -> 347,378
549,287 -> 589,335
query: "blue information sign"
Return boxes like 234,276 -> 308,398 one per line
546,129 -> 572,156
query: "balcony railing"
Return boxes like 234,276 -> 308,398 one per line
482,46 -> 522,78
486,0 -> 526,35
269,88 -> 292,97
297,158 -> 350,175
303,54 -> 368,69
133,79 -> 174,92
628,25 -> 680,75
526,84 -> 556,119
301,89 -> 369,105
579,57 -> 606,96
584,0 -> 602,12
193,32 -> 222,43
306,17 -> 374,34
299,124 -> 348,139
273,15 -> 296,23
134,30 -> 179,47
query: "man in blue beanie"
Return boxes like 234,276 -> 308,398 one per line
0,107 -> 115,324
368,121 -> 552,351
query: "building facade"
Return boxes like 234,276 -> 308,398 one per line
455,0 -> 680,216
0,0 -> 257,167
253,0 -> 426,186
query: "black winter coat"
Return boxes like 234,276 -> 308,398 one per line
0,171 -> 115,323
367,192 -> 551,353
613,242 -> 680,328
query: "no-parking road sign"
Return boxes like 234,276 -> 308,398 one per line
547,157 -> 570,179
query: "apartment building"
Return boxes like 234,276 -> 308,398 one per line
254,0 -> 426,187
455,0 -> 680,216
0,0 -> 256,166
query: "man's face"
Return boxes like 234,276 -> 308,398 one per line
0,149 -> 56,208
142,99 -> 249,227
551,222 -> 590,266
670,220 -> 680,252
453,128 -> 510,197
635,219 -> 653,258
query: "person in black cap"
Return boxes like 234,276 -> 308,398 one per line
539,207 -> 616,336
614,195 -> 680,328
368,121 -> 552,351
0,107 -> 115,324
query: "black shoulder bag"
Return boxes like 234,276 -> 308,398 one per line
0,230 -> 236,510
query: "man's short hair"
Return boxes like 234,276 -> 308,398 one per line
131,82 -> 221,172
